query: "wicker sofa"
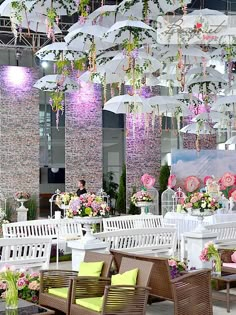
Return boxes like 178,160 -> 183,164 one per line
219,248 -> 236,274
110,249 -> 213,315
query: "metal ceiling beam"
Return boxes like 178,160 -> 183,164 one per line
0,17 -> 72,50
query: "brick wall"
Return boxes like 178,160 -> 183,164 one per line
0,66 -> 40,199
126,114 -> 161,205
183,134 -> 217,150
65,81 -> 103,193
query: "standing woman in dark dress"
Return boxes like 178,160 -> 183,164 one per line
76,179 -> 87,197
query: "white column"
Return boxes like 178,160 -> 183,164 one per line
184,230 -> 217,269
67,239 -> 109,271
16,206 -> 28,222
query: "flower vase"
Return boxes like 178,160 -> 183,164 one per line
5,281 -> 18,310
212,255 -> 222,276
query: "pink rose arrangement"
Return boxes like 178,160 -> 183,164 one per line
141,174 -> 156,189
66,193 -> 110,218
200,242 -> 221,273
0,266 -> 40,304
183,192 -> 220,212
14,192 -> 30,200
184,176 -> 200,193
168,174 -> 177,188
203,176 -> 213,186
131,190 -> 153,204
219,172 -> 236,199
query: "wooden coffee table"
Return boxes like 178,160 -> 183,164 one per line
0,299 -> 55,314
212,274 -> 236,313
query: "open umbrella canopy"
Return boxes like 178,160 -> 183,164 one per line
65,24 -> 113,52
103,51 -> 161,74
211,95 -> 236,112
103,94 -> 152,114
35,42 -> 83,61
25,0 -> 77,15
161,47 -> 209,60
33,75 -> 79,92
103,20 -> 156,45
191,111 -> 229,122
148,95 -> 185,107
188,8 -> 225,15
118,0 -> 191,20
180,122 -> 215,135
78,69 -> 125,84
20,14 -> 62,34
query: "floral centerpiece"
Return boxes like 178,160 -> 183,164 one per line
66,193 -> 110,218
168,258 -> 188,279
0,267 -> 40,305
131,190 -> 153,204
200,241 -> 221,275
183,192 -> 220,214
14,192 -> 30,200
56,192 -> 75,207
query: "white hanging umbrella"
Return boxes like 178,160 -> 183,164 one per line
103,51 -> 161,74
187,75 -> 227,86
33,75 -> 79,92
211,95 -> 236,107
103,94 -> 152,114
191,111 -> 229,122
21,16 -> 61,34
148,95 -> 185,107
25,0 -> 77,15
35,42 -> 83,61
174,93 -> 199,102
78,69 -> 125,84
180,122 -> 215,135
225,136 -> 236,145
65,24 -> 113,52
118,0 -> 191,20
161,47 -> 209,60
188,9 -> 225,15
103,20 -> 156,45
186,66 -> 224,79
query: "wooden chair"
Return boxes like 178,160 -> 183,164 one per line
39,251 -> 113,315
69,257 -> 153,315
110,250 -> 213,315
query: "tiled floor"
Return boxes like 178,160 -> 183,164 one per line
51,261 -> 236,314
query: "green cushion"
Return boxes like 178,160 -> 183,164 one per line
76,297 -> 103,312
111,268 -> 139,286
78,261 -> 104,277
48,287 -> 68,298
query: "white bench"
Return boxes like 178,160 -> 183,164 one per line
2,219 -> 83,253
181,221 -> 236,260
2,219 -> 83,240
95,227 -> 177,256
102,215 -> 166,232
0,237 -> 52,270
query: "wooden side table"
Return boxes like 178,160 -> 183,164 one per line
212,274 -> 236,313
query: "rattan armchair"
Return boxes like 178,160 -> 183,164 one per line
69,257 -> 154,315
39,251 -> 113,315
171,270 -> 213,315
110,250 -> 213,315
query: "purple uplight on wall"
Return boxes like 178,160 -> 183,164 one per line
5,66 -> 27,87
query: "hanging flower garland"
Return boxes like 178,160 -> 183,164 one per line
77,0 -> 90,24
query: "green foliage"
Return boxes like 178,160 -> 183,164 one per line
103,171 -> 119,201
5,200 -> 13,222
116,165 -> 126,214
159,163 -> 170,192
128,187 -> 140,215
25,196 -> 38,220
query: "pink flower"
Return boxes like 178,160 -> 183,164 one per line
141,174 -> 156,189
204,176 -> 213,185
168,174 -> 177,188
17,277 -> 28,289
190,196 -> 198,204
28,281 -> 40,291
221,172 -> 235,187
168,259 -> 177,267
0,281 -> 7,290
185,202 -> 192,209
231,251 -> 236,263
184,176 -> 200,193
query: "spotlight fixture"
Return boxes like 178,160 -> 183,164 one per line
41,61 -> 48,69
